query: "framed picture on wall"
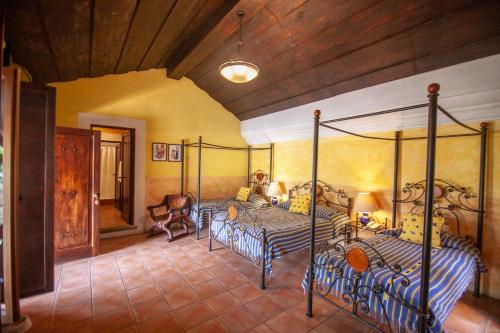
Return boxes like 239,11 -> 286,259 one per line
152,143 -> 167,161
168,144 -> 182,162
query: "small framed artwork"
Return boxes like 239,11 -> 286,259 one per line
168,144 -> 182,162
152,143 -> 167,161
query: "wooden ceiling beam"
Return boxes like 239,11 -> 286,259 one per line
90,0 -> 137,77
185,0 -> 312,82
229,0 -> 500,117
115,0 -> 176,74
162,0 -> 240,72
166,0 -> 269,80
195,0 -> 477,105
138,0 -> 208,71
238,34 -> 500,120
4,0 -> 60,83
38,0 -> 91,82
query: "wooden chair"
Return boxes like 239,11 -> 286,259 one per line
147,195 -> 192,242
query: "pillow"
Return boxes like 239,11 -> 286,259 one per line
399,213 -> 445,248
248,194 -> 269,208
289,194 -> 311,215
236,187 -> 251,202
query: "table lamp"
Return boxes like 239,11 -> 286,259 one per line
352,192 -> 379,225
267,182 -> 283,205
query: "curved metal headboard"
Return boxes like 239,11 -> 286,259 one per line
249,170 -> 270,196
396,178 -> 479,236
289,179 -> 351,213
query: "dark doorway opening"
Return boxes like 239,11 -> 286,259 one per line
91,125 -> 135,233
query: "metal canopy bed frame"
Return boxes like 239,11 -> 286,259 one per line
306,83 -> 487,333
179,136 -> 274,239
209,179 -> 352,289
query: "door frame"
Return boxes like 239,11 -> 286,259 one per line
77,112 -> 145,238
55,127 -> 100,261
91,124 -> 135,226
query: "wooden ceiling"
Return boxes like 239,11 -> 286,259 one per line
5,0 -> 500,120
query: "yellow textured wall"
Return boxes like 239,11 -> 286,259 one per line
51,69 -> 249,212
253,121 -> 500,299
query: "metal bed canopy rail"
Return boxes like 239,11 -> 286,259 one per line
306,83 -> 487,333
179,136 -> 274,239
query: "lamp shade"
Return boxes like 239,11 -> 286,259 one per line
352,192 -> 379,213
220,61 -> 259,83
267,182 -> 283,197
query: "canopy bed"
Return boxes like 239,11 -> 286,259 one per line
179,137 -> 274,239
209,179 -> 352,289
305,83 -> 487,333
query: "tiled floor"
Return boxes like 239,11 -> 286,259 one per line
22,231 -> 499,333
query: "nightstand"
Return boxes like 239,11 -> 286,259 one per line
346,218 -> 388,240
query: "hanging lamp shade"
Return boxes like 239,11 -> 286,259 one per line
220,60 -> 259,83
220,11 -> 259,83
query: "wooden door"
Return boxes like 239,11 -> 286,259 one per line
18,82 -> 55,297
114,143 -> 122,211
1,67 -> 22,321
121,133 -> 131,223
54,127 -> 100,261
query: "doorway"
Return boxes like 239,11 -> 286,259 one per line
91,125 -> 135,233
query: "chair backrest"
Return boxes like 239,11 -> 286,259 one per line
167,195 -> 191,211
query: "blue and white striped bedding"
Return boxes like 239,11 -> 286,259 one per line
190,194 -> 269,227
301,233 -> 485,333
211,206 -> 350,274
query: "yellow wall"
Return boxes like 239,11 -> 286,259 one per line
253,121 -> 500,299
51,69 -> 249,215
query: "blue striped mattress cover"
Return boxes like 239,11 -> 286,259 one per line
189,196 -> 268,227
301,233 -> 485,333
211,206 -> 350,274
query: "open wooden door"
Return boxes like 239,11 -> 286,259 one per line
121,133 -> 131,223
114,143 -> 122,211
54,127 -> 100,262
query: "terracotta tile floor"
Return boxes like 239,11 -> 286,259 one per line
22,232 -> 499,332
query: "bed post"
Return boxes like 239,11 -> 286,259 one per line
269,143 -> 274,182
180,139 -> 185,196
474,122 -> 487,297
247,145 -> 251,187
307,110 -> 321,318
391,131 -> 401,228
196,136 -> 202,240
418,83 -> 439,333
208,209 -> 213,251
260,229 -> 267,289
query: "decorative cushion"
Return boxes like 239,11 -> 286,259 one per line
399,213 -> 445,248
236,187 -> 251,202
289,194 -> 311,215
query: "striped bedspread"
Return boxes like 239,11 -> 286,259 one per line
211,206 -> 349,274
301,233 -> 485,333
190,196 -> 268,228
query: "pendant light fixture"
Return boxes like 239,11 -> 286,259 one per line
219,11 -> 259,83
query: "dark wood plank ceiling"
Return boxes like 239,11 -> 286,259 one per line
4,0 -> 500,120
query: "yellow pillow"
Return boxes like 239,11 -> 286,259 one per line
289,194 -> 311,215
236,187 -> 251,201
399,213 -> 444,248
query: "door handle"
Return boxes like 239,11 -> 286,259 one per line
94,193 -> 100,206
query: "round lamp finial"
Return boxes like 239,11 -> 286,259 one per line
427,83 -> 440,94
314,110 -> 321,118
